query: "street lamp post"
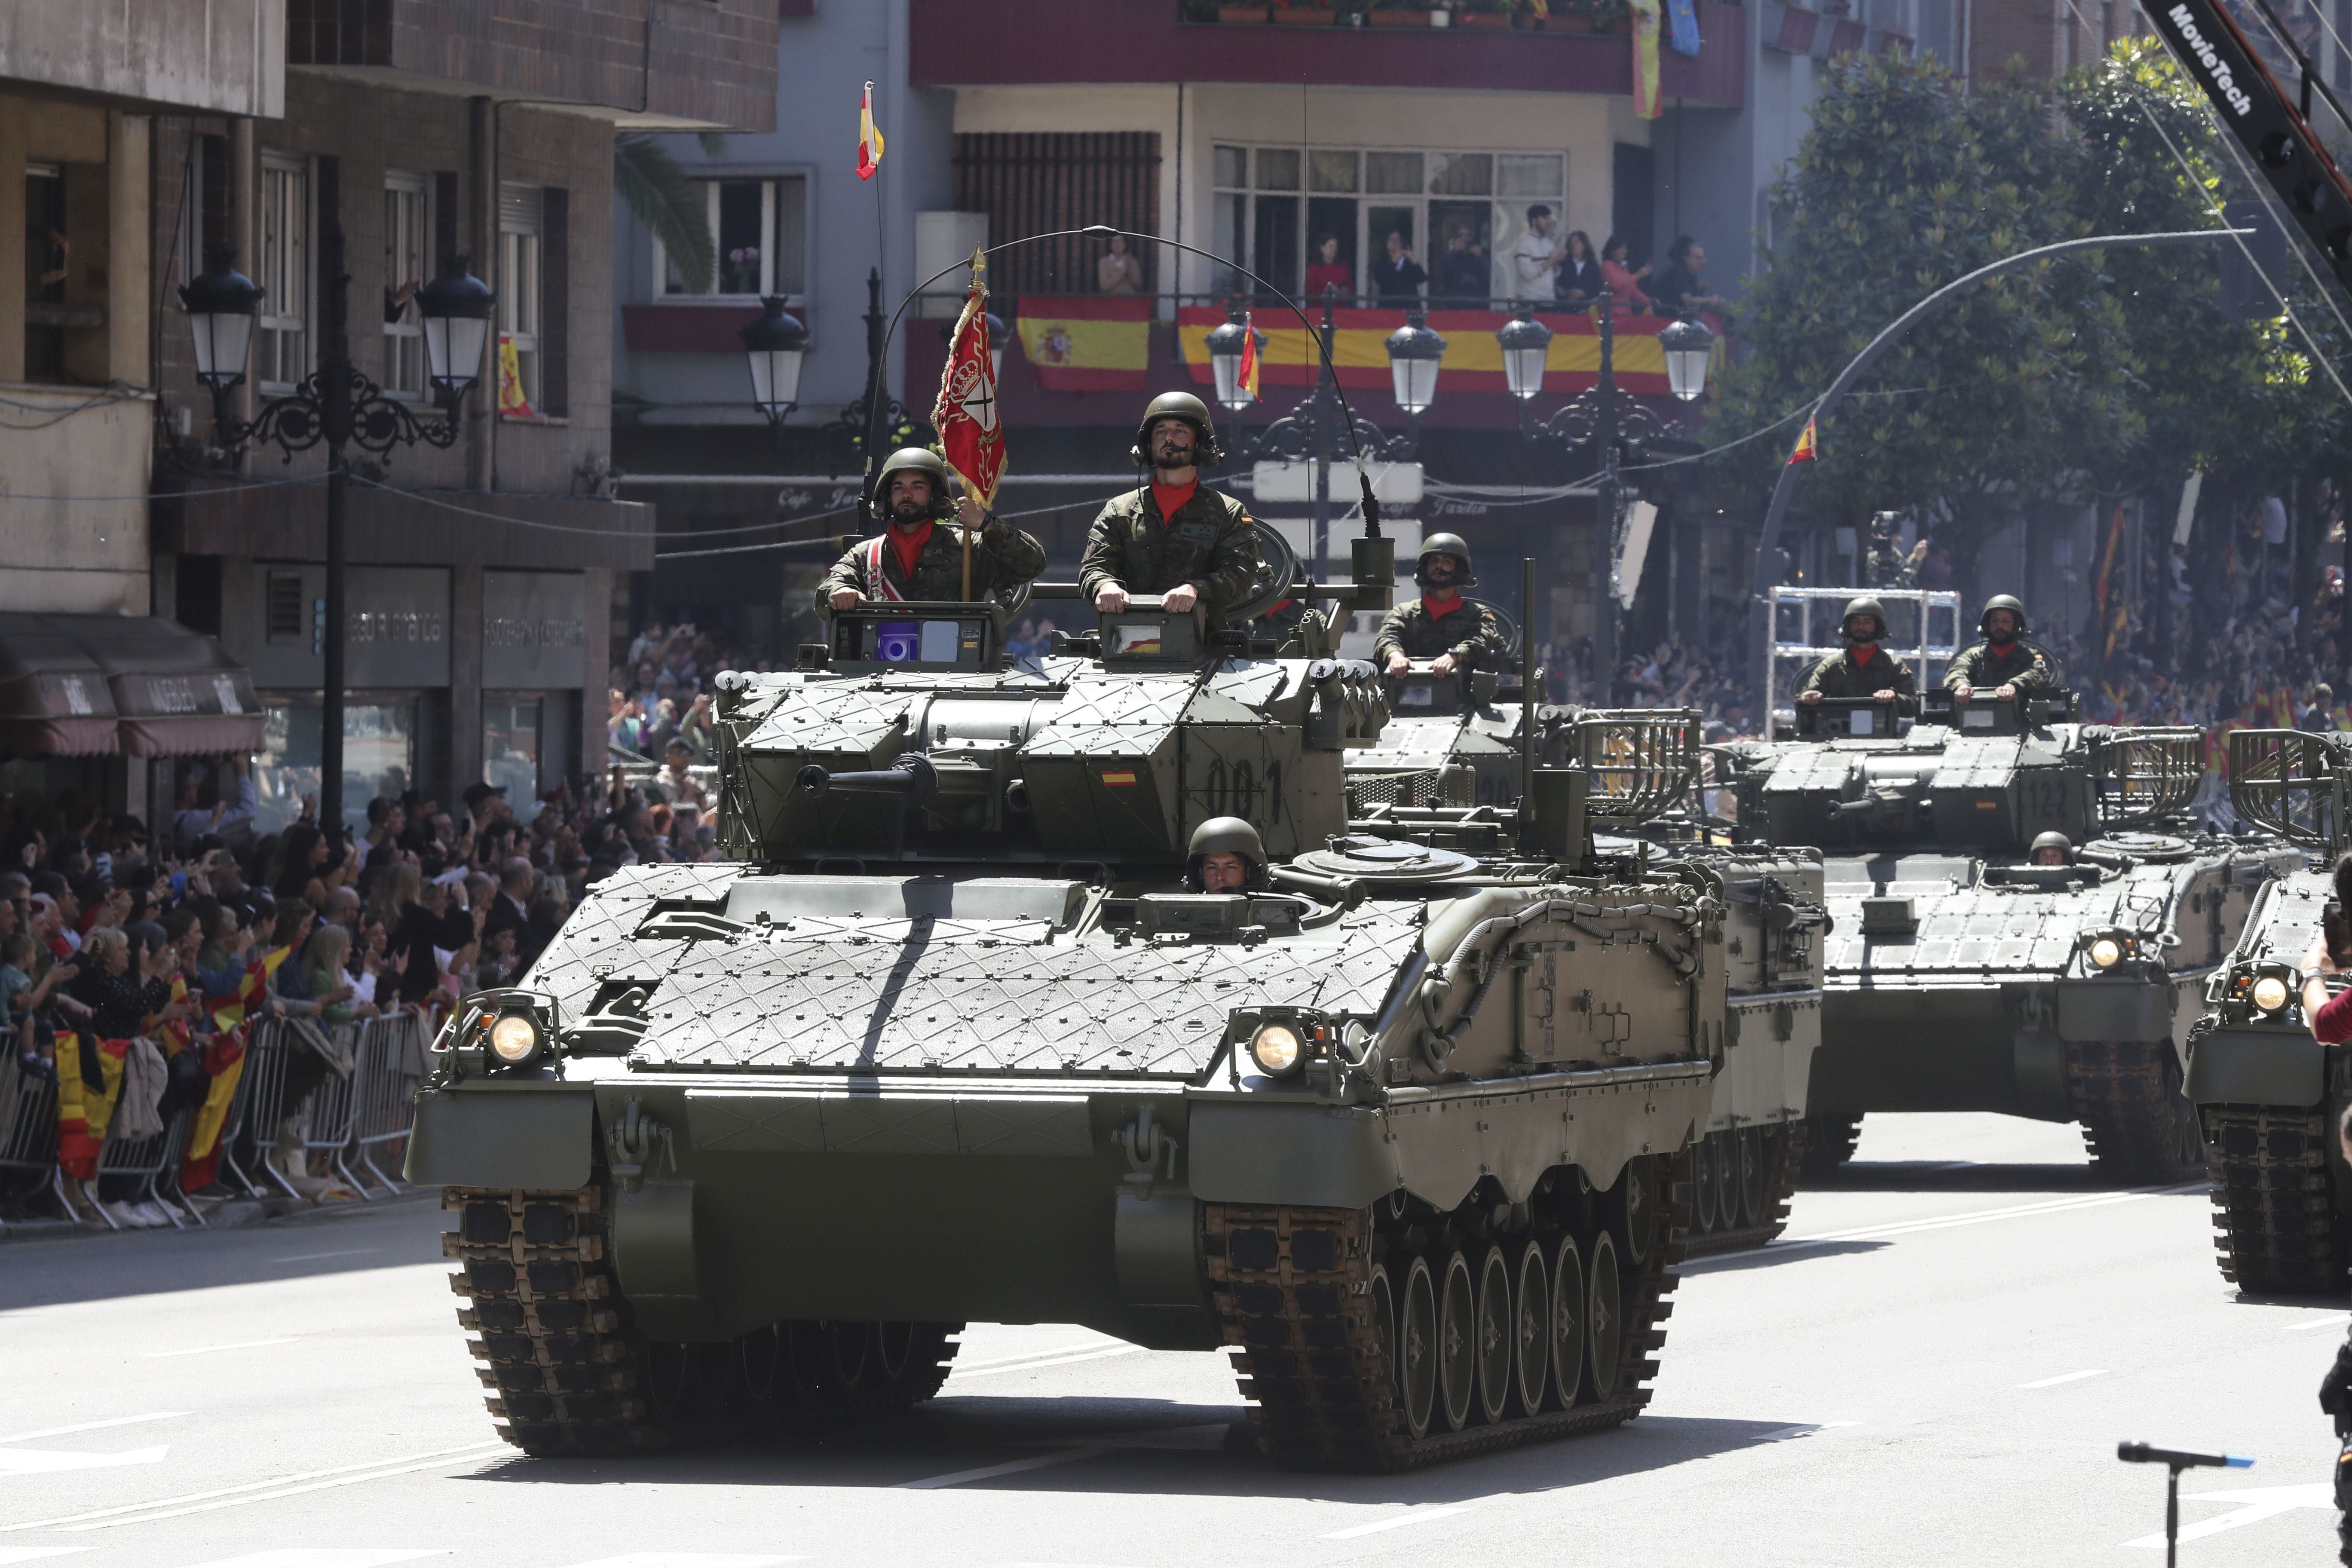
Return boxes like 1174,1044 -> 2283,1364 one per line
180,230 -> 492,834
1502,300 -> 1709,695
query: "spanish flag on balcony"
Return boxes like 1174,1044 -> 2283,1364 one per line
1631,0 -> 1665,120
1788,413 -> 1818,465
1016,296 -> 1152,391
1238,311 -> 1261,404
858,82 -> 885,181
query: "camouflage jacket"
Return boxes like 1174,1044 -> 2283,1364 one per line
1078,485 -> 1261,616
1942,640 -> 2051,693
1797,645 -> 1917,700
1374,597 -> 1509,667
1864,541 -> 1919,590
816,518 -> 1046,609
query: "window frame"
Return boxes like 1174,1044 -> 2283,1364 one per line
499,182 -> 544,415
382,168 -> 433,401
649,171 -> 812,307
256,150 -> 315,395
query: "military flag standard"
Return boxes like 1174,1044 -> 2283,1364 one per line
932,248 -> 1005,598
857,82 -> 885,180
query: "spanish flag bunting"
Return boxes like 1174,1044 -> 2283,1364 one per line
857,81 -> 885,181
1238,311 -> 1261,404
1788,413 -> 1818,465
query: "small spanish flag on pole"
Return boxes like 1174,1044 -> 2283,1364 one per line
1238,311 -> 1261,404
857,81 -> 885,181
1788,413 -> 1818,465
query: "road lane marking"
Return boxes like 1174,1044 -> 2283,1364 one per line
897,1422 -> 1227,1488
2016,1370 -> 2107,1389
560,1557 -> 802,1568
0,1446 -> 168,1476
2290,1313 -> 2352,1333
0,1550 -> 89,1563
949,1340 -> 1126,1373
949,1346 -> 1142,1379
142,1338 -> 301,1359
1322,1504 -> 1478,1539
1686,1184 -> 2207,1270
897,1447 -> 1107,1489
0,1444 -> 508,1532
267,1249 -> 380,1263
0,1415 -> 181,1446
2123,1483 -> 2334,1547
183,1554 -> 450,1568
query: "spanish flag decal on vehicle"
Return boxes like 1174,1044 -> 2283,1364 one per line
1100,770 -> 1138,787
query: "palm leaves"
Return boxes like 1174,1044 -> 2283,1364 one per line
616,133 -> 714,293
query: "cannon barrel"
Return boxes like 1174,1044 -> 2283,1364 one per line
796,754 -> 938,803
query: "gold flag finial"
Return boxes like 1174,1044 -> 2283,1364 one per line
968,245 -> 987,292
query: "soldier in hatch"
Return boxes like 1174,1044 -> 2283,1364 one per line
1795,595 -> 1917,706
1080,392 -> 1262,624
1184,816 -> 1269,894
1375,534 -> 1510,679
2030,831 -> 2072,867
1944,594 -> 2052,704
821,448 -> 1046,611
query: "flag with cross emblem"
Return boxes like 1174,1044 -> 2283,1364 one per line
932,246 -> 1005,509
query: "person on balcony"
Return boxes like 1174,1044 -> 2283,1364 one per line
1600,235 -> 1652,312
1509,205 -> 1566,302
1434,224 -> 1489,303
1651,236 -> 1728,318
1371,231 -> 1427,305
1557,231 -> 1603,306
1305,235 -> 1352,300
1097,233 -> 1143,295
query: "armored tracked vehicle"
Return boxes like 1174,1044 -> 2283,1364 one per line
2187,729 -> 2352,1292
1352,676 -> 1825,1254
1716,690 -> 2290,1181
407,578 -> 1752,1471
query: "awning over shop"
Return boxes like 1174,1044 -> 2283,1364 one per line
0,614 -> 265,758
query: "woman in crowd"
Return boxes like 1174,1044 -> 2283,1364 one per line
1600,234 -> 1651,312
1557,231 -> 1603,306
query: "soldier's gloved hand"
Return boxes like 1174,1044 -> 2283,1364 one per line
1431,652 -> 1458,676
1995,683 -> 2017,700
1386,652 -> 1412,677
1952,683 -> 1973,702
1163,583 -> 1200,612
1798,690 -> 1822,705
1094,585 -> 1129,613
956,495 -> 990,531
829,588 -> 861,610
1872,689 -> 1895,701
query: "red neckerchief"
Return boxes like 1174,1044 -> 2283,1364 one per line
1850,643 -> 1881,667
1150,479 -> 1198,524
1988,640 -> 2017,656
1422,590 -> 1464,618
886,520 -> 934,583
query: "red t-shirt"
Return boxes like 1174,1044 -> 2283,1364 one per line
886,520 -> 934,582
1151,479 -> 1198,523
2313,986 -> 2352,1045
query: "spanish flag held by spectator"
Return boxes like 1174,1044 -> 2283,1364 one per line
1788,413 -> 1818,464
1239,311 -> 1262,404
858,81 -> 885,181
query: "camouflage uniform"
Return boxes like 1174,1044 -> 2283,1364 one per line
817,518 -> 1046,609
1796,646 -> 1917,700
1374,597 -> 1510,668
1941,641 -> 2051,693
1865,539 -> 1920,590
1078,487 -> 1262,618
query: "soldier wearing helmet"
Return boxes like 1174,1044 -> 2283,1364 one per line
1944,594 -> 2051,703
1375,534 -> 1508,678
821,447 -> 1046,611
1185,816 -> 1268,894
1080,392 -> 1263,622
1795,595 -> 1917,706
2030,830 -> 2072,867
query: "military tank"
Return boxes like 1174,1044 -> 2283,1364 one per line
407,564 -> 1752,1471
1714,689 -> 2291,1181
2186,729 -> 2351,1292
1351,681 -> 1825,1254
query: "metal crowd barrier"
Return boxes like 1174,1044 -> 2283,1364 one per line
0,1050 -> 60,1230
91,1106 -> 199,1231
350,1011 -> 427,1193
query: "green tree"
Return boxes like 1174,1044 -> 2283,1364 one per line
616,133 -> 715,293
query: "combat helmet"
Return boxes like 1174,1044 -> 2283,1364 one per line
870,447 -> 957,520
1841,595 -> 1889,644
1130,391 -> 1225,467
1415,533 -> 1477,589
2029,830 -> 2072,865
1979,594 -> 2030,638
1185,815 -> 1268,892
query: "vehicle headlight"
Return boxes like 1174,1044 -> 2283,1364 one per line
488,1012 -> 544,1063
2251,974 -> 2293,1014
1250,1022 -> 1305,1077
2088,937 -> 2123,969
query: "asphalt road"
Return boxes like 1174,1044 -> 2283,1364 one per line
2,1112 -> 2343,1568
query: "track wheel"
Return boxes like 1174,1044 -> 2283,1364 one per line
741,1323 -> 787,1405
1715,1130 -> 1740,1227
1437,1250 -> 1477,1432
1606,1155 -> 1658,1265
829,1322 -> 873,1388
1512,1240 -> 1550,1417
1400,1256 -> 1438,1439
1367,1263 -> 1398,1405
1550,1234 -> 1585,1409
1734,1127 -> 1765,1228
1584,1229 -> 1623,1401
1691,1136 -> 1720,1233
1474,1245 -> 1513,1425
